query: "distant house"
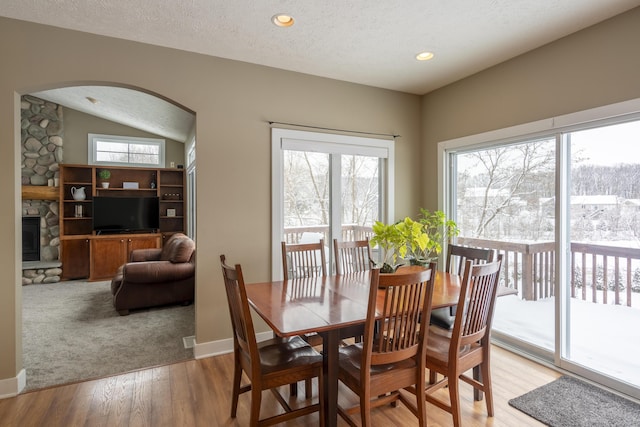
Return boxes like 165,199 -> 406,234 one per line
459,187 -> 526,207
571,195 -> 619,219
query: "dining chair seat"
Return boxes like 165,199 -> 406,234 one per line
339,342 -> 419,374
425,332 -> 473,362
257,336 -> 323,374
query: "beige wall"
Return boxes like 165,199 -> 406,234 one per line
0,17 -> 421,384
420,7 -> 640,210
63,108 -> 185,166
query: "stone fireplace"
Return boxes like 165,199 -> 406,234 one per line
21,95 -> 63,284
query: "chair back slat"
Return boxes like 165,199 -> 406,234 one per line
366,265 -> 435,367
282,240 -> 327,280
334,238 -> 372,275
452,256 -> 503,349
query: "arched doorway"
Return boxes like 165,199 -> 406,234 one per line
19,83 -> 197,391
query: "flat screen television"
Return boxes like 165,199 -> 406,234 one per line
93,196 -> 160,234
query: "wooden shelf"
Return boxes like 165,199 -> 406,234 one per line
59,164 -> 186,280
22,185 -> 59,200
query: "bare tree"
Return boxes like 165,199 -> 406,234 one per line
283,152 -> 379,229
283,151 -> 329,226
458,140 -> 555,239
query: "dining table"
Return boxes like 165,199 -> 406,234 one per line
245,266 -> 515,427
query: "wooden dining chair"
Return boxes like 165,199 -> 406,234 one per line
281,239 -> 327,280
333,238 -> 373,344
281,240 -> 327,350
430,243 -> 494,330
333,238 -> 373,275
281,241 -> 327,345
219,255 -> 324,427
337,265 -> 436,427
281,239 -> 326,397
424,256 -> 503,427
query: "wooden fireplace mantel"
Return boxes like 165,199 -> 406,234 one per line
22,185 -> 59,201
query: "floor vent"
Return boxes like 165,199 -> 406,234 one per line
183,335 -> 195,349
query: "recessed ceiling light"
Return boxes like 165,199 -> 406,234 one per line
272,14 -> 294,27
416,51 -> 435,61
86,96 -> 99,104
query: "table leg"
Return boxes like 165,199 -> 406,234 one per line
473,366 -> 484,401
320,330 -> 340,427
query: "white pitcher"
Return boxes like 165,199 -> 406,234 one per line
71,186 -> 86,201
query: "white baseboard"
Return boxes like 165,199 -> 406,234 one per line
193,331 -> 273,359
0,369 -> 26,399
1,333 -> 273,399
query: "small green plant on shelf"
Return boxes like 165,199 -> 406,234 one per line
98,169 -> 111,188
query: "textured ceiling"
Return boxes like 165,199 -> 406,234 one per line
30,86 -> 196,143
3,0 -> 639,140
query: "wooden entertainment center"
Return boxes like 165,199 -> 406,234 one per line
59,164 -> 186,281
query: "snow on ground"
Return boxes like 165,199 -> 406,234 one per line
493,294 -> 640,387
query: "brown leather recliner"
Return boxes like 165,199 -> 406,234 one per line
111,233 -> 195,315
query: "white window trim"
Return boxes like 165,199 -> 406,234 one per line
271,127 -> 395,279
88,133 -> 166,168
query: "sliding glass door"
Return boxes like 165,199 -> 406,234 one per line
444,112 -> 640,399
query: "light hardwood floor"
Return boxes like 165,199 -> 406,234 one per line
0,345 -> 560,426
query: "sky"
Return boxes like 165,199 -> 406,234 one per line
570,120 -> 640,166
456,119 -> 640,171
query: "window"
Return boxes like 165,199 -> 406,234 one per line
272,128 -> 394,279
439,97 -> 640,399
88,133 -> 165,167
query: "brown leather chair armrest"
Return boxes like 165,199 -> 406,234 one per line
129,248 -> 163,262
122,261 -> 194,283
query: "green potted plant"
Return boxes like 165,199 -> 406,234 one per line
370,210 -> 459,271
411,209 -> 459,264
369,220 -> 405,273
98,169 -> 111,188
395,216 -> 431,265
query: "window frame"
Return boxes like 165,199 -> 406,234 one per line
88,133 -> 166,168
271,127 -> 394,279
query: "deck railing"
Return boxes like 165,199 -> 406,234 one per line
457,237 -> 555,301
459,237 -> 640,307
283,224 -> 373,245
283,227 -> 640,308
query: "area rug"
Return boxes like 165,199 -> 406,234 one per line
509,375 -> 640,427
22,280 -> 194,391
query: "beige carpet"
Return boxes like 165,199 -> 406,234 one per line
22,280 -> 195,391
